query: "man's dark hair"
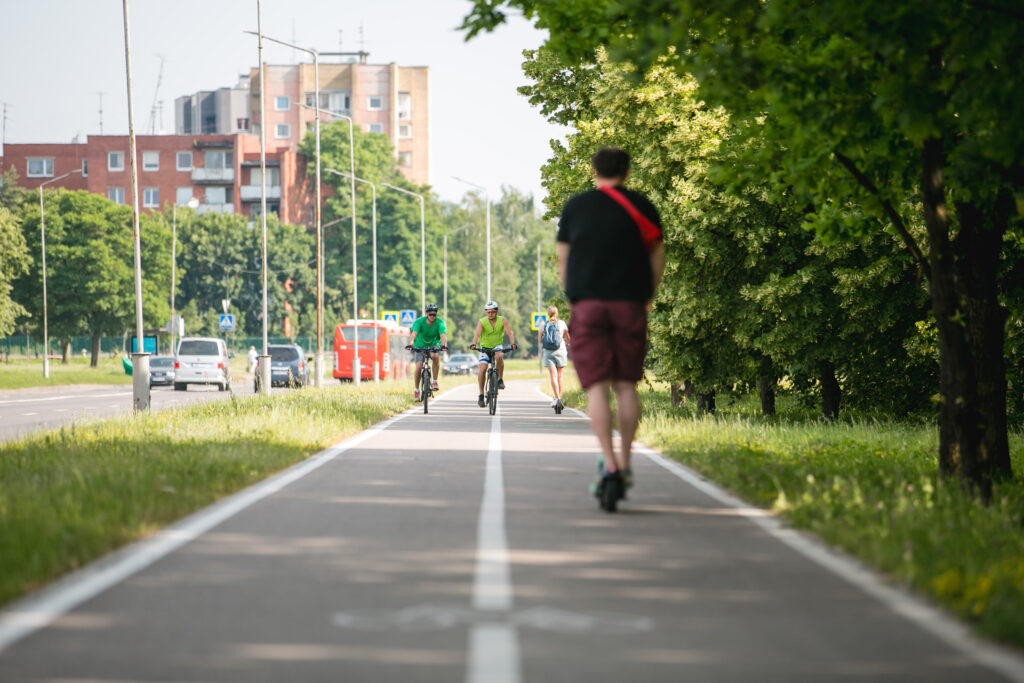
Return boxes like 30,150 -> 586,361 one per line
591,147 -> 630,179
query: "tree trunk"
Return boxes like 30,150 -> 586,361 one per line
820,363 -> 840,420
696,390 -> 716,415
60,340 -> 70,364
757,366 -> 776,417
90,334 -> 101,368
922,137 -> 1012,501
671,382 -> 684,408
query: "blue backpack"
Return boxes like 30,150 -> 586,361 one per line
542,320 -> 561,350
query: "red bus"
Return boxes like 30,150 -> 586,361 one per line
333,319 -> 411,381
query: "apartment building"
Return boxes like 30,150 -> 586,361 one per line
3,134 -> 310,225
174,75 -> 252,136
248,57 -> 430,186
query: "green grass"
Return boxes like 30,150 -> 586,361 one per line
558,381 -> 1024,649
0,357 -> 132,389
0,381 -> 414,607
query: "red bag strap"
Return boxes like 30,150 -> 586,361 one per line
599,185 -> 662,252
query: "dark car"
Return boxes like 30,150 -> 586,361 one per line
260,344 -> 311,389
148,355 -> 176,386
442,353 -> 476,375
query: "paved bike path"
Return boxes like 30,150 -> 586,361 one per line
0,380 -> 1018,681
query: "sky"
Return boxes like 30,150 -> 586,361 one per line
0,0 -> 569,206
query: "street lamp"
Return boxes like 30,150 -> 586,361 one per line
326,169 -> 380,381
301,105 -> 358,386
444,225 -> 469,323
169,196 -> 200,357
245,31 -> 325,389
452,176 -> 490,302
38,169 -> 82,378
380,182 -> 425,312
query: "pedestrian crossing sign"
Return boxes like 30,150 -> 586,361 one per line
399,309 -> 417,326
532,312 -> 547,331
382,311 -> 399,324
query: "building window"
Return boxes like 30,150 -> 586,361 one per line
398,151 -> 412,167
367,95 -> 383,111
81,158 -> 88,177
206,186 -> 232,204
142,151 -> 159,171
176,151 -> 193,171
176,187 -> 193,206
108,151 -> 125,171
368,122 -> 384,134
236,118 -> 250,132
399,123 -> 412,139
275,96 -> 290,111
143,187 -> 159,208
108,188 -> 125,204
397,92 -> 411,119
275,123 -> 290,139
27,157 -> 54,178
204,150 -> 232,170
250,167 -> 280,186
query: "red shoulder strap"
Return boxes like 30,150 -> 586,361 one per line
599,185 -> 662,252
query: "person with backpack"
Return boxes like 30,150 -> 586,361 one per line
540,305 -> 570,410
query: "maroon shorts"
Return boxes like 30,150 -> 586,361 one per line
569,300 -> 648,389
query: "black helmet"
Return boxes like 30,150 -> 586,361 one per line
425,303 -> 439,313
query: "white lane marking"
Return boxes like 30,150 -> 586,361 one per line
636,445 -> 1024,682
467,408 -> 521,683
0,410 -> 414,654
21,412 -> 38,416
0,391 -> 130,406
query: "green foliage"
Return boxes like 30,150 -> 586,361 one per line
0,206 -> 30,337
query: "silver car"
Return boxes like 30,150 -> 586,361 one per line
174,337 -> 231,391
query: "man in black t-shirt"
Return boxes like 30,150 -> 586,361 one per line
556,147 -> 665,505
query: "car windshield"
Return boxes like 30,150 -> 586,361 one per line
449,355 -> 474,363
178,340 -> 219,356
150,357 -> 174,368
270,347 -> 299,362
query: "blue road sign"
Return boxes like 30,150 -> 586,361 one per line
399,309 -> 417,326
532,313 -> 548,331
218,314 -> 235,330
382,311 -> 399,324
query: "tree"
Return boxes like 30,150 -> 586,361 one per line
0,206 -> 30,337
463,0 -> 1023,496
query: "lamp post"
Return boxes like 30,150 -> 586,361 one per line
380,182 -> 425,312
326,169 -> 380,381
121,0 -> 150,412
246,33 -> 324,389
452,176 -> 490,302
38,169 -> 81,378
443,225 -> 469,323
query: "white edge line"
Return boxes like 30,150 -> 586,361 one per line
0,409 -> 413,653
633,442 -> 1024,682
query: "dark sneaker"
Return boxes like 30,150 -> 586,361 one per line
478,394 -> 486,408
498,379 -> 506,390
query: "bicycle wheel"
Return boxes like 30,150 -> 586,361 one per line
487,367 -> 497,415
421,368 -> 430,414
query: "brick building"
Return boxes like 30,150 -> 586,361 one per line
2,134 -> 311,225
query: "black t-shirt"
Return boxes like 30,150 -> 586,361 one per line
556,186 -> 663,302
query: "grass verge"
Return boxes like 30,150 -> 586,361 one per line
0,357 -> 132,389
559,381 -> 1024,649
0,381 -> 415,607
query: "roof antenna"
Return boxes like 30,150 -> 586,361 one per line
95,92 -> 105,134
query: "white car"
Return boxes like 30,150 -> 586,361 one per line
174,337 -> 232,391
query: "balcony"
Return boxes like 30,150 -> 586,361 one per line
239,185 -> 282,201
191,167 -> 235,183
196,203 -> 235,215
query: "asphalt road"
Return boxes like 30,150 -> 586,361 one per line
0,380 -> 1021,682
0,379 -> 258,442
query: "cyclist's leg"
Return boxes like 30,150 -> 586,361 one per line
495,350 -> 504,379
586,380 -> 619,472
430,351 -> 440,387
476,357 -> 488,394
413,356 -> 424,389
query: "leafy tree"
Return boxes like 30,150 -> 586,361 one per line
462,0 -> 1023,495
0,206 -> 30,337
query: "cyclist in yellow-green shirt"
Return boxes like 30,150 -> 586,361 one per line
469,300 -> 518,408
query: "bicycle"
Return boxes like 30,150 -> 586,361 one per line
407,345 -> 444,414
471,344 -> 515,415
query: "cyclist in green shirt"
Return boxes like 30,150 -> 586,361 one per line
408,303 -> 448,401
469,300 -> 518,408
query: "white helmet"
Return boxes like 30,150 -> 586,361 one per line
485,300 -> 499,311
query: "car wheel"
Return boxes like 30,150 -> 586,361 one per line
174,383 -> 186,391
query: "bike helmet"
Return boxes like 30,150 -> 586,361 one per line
425,303 -> 439,313
485,300 -> 499,311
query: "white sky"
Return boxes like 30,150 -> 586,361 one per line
0,0 -> 568,205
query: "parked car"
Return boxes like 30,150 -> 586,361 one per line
443,352 -> 476,375
174,337 -> 231,391
259,343 -> 310,389
148,355 -> 176,385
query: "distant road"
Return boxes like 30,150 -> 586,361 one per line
0,381 -> 257,442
